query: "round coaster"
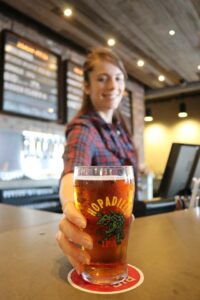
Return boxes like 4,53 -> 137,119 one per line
67,264 -> 144,294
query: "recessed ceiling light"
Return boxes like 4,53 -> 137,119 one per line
169,30 -> 175,36
107,38 -> 116,46
158,75 -> 165,82
137,59 -> 144,67
48,107 -> 54,113
197,65 -> 200,70
5,45 -> 13,52
64,8 -> 73,17
73,67 -> 83,76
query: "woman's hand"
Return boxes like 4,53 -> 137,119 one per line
56,201 -> 93,274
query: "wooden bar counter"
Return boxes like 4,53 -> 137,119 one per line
0,203 -> 200,300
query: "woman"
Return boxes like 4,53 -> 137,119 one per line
56,47 -> 138,274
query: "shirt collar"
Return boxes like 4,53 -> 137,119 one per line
86,108 -> 120,129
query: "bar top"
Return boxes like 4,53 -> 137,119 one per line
0,204 -> 200,300
0,178 -> 59,189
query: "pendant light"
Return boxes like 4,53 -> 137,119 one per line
144,107 -> 153,122
178,102 -> 188,118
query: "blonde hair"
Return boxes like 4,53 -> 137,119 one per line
77,47 -> 127,116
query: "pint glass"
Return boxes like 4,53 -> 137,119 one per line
74,166 -> 135,285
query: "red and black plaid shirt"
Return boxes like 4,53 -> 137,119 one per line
62,109 -> 138,178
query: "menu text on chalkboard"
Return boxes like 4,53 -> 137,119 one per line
0,30 -> 61,121
120,90 -> 133,134
65,60 -> 83,122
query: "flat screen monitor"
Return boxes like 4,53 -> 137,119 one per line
0,30 -> 61,122
187,148 -> 200,185
158,143 -> 200,198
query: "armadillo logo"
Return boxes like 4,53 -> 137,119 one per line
96,211 -> 125,247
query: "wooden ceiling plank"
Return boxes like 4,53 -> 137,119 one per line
161,0 -> 200,80
2,0 -> 200,87
3,0 -> 102,50
30,0 -> 163,87
102,0 -> 185,77
80,0 -> 181,83
101,0 -> 197,81
49,0 -> 167,86
27,0 -> 55,11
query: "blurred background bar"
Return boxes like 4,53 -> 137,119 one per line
0,0 -> 199,216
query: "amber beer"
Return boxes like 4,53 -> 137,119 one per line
74,166 -> 134,285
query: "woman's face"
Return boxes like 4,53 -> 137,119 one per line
85,59 -> 125,113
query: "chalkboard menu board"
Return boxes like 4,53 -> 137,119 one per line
0,31 -> 61,121
120,90 -> 133,134
65,60 -> 83,122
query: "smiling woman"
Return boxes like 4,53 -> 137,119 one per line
60,47 -> 137,180
84,60 -> 125,122
56,47 -> 138,275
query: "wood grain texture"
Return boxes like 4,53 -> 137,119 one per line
1,0 -> 200,88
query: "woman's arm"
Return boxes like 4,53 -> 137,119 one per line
59,173 -> 74,209
56,173 -> 93,273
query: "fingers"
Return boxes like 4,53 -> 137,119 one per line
67,255 -> 84,275
56,230 -> 91,271
56,207 -> 93,271
59,216 -> 93,250
63,201 -> 86,229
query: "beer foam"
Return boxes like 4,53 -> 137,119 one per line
75,175 -> 128,181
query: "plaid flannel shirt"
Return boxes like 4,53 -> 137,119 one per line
62,109 -> 138,177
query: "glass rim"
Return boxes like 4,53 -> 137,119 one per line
74,165 -> 134,179
74,165 -> 133,170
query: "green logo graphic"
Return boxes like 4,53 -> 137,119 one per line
96,211 -> 125,245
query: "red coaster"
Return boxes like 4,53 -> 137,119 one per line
67,264 -> 144,294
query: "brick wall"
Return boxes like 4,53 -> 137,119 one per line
127,81 -> 145,165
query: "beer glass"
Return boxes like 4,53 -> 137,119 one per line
74,166 -> 135,285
